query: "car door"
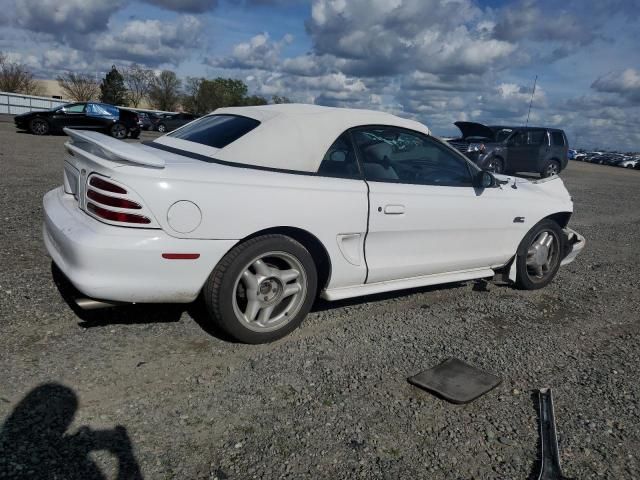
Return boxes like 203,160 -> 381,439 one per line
352,126 -> 518,284
52,103 -> 88,129
506,130 -> 539,173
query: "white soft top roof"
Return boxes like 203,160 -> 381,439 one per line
153,103 -> 430,173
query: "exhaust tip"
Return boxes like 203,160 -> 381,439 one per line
75,297 -> 124,310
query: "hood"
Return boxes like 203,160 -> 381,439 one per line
454,121 -> 495,140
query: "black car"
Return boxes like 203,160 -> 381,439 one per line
155,112 -> 198,133
135,111 -> 154,131
447,122 -> 569,177
14,102 -> 142,139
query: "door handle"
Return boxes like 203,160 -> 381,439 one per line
383,204 -> 405,215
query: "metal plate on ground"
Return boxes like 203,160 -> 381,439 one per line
408,358 -> 501,404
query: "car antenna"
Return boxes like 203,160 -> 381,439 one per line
525,75 -> 538,128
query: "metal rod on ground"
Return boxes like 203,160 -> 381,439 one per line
536,387 -> 568,480
526,75 -> 538,127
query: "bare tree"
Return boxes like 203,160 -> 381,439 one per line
147,70 -> 181,111
56,72 -> 100,102
0,52 -> 45,95
123,64 -> 153,107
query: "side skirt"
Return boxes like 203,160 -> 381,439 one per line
321,267 -> 495,301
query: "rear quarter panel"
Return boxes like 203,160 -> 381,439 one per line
114,164 -> 370,289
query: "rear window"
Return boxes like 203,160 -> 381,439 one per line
168,115 -> 260,148
551,131 -> 565,146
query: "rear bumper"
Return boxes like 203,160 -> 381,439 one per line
43,187 -> 237,303
561,228 -> 585,266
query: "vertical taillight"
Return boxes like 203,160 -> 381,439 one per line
86,175 -> 151,225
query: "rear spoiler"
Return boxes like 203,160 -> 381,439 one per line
63,128 -> 165,168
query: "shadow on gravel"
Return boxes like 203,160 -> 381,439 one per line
0,383 -> 142,480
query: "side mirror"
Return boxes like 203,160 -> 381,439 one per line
474,170 -> 496,189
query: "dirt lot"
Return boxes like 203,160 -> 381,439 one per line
0,119 -> 639,479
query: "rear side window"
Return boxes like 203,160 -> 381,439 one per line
527,130 -> 545,145
317,133 -> 361,179
551,132 -> 565,146
168,115 -> 260,148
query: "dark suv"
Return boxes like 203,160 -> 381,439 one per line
447,122 -> 569,177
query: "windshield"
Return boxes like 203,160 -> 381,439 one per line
493,128 -> 513,143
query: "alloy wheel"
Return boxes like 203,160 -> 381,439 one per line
526,230 -> 560,281
232,251 -> 307,333
486,158 -> 503,174
545,162 -> 560,176
111,124 -> 127,139
31,119 -> 48,135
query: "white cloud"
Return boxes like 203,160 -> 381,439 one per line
592,69 -> 640,104
94,16 -> 204,66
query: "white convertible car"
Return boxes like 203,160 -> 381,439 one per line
43,104 -> 585,343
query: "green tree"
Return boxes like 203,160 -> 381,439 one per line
271,95 -> 291,104
182,77 -> 267,115
243,95 -> 268,106
148,70 -> 182,111
100,65 -> 128,105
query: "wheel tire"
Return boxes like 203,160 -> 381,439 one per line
203,234 -> 318,344
157,123 -> 167,133
485,157 -> 504,174
515,219 -> 564,290
29,118 -> 49,135
541,159 -> 560,177
129,129 -> 140,139
110,122 -> 128,139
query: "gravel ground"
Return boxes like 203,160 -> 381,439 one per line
0,120 -> 639,479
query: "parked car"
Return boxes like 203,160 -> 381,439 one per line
618,158 -> 638,169
135,112 -> 154,131
14,102 -> 141,139
448,122 -> 569,177
43,105 -> 585,343
155,112 -> 198,133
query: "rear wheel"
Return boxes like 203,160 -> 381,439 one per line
515,219 -> 564,290
29,118 -> 49,135
541,159 -> 560,177
110,122 -> 128,139
157,123 -> 167,133
203,235 -> 317,344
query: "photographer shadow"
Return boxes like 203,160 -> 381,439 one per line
0,383 -> 142,480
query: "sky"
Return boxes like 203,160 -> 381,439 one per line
0,0 -> 639,150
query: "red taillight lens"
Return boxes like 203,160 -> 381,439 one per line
87,189 -> 142,209
89,176 -> 127,194
87,202 -> 151,224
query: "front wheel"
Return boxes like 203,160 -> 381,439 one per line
157,123 -> 167,133
30,118 -> 49,135
485,157 -> 504,174
203,235 -> 317,343
515,220 -> 564,290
